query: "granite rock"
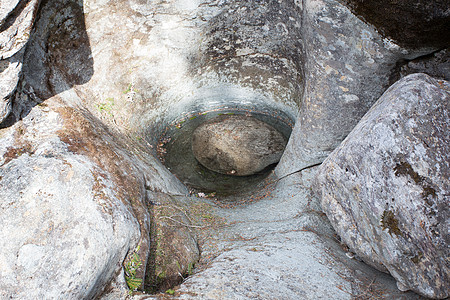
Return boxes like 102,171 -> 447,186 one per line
1,0 -> 447,298
0,105 -> 140,299
401,48 -> 450,81
277,0 -> 437,177
314,74 -> 449,299
0,99 -> 187,298
339,0 -> 450,49
192,115 -> 287,176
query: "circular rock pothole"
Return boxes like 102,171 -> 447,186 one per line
156,108 -> 293,196
192,114 -> 287,176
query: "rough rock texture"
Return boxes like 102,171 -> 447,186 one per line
0,105 -> 139,299
277,0 -> 438,177
314,74 -> 449,299
169,169 -> 422,300
0,0 -> 40,58
2,0 -> 95,129
192,115 -> 287,176
22,0 -> 303,139
401,48 -> 450,81
0,0 -> 447,298
19,0 -> 93,111
0,99 -> 187,298
195,0 -> 304,111
339,0 -> 450,49
1,0 -> 303,297
0,0 -> 40,125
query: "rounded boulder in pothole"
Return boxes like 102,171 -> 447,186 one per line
192,114 -> 287,176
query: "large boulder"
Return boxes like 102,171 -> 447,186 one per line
192,115 -> 287,176
2,0 -> 447,298
0,99 -> 187,298
276,0 -> 440,177
0,105 -> 139,299
313,74 -> 449,299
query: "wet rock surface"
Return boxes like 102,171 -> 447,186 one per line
192,115 -> 287,176
160,110 -> 292,195
314,74 -> 449,299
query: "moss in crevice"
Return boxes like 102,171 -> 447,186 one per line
144,193 -> 200,294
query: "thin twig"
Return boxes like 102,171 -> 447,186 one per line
158,205 -> 194,223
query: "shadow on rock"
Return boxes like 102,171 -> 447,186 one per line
338,0 -> 450,49
0,0 -> 94,128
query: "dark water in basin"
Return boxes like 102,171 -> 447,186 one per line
157,108 -> 293,196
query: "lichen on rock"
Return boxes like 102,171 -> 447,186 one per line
314,73 -> 450,299
0,0 -> 448,298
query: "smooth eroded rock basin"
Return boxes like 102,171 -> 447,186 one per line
192,115 -> 287,176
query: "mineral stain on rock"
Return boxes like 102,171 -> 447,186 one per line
411,251 -> 424,264
394,161 -> 422,184
381,209 -> 402,237
394,160 -> 437,204
192,115 -> 287,176
1,144 -> 34,166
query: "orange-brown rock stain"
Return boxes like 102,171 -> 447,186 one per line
56,107 -> 150,291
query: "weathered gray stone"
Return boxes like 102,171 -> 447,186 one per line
0,107 -> 138,299
192,115 -> 287,176
170,168 -> 421,300
196,0 -> 304,112
277,0 -> 435,177
0,99 -> 187,298
1,0 -> 94,128
0,0 -> 40,125
0,0 -> 39,59
2,0 -> 446,298
314,74 -> 449,299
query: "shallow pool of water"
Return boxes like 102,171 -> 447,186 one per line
156,108 -> 293,195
